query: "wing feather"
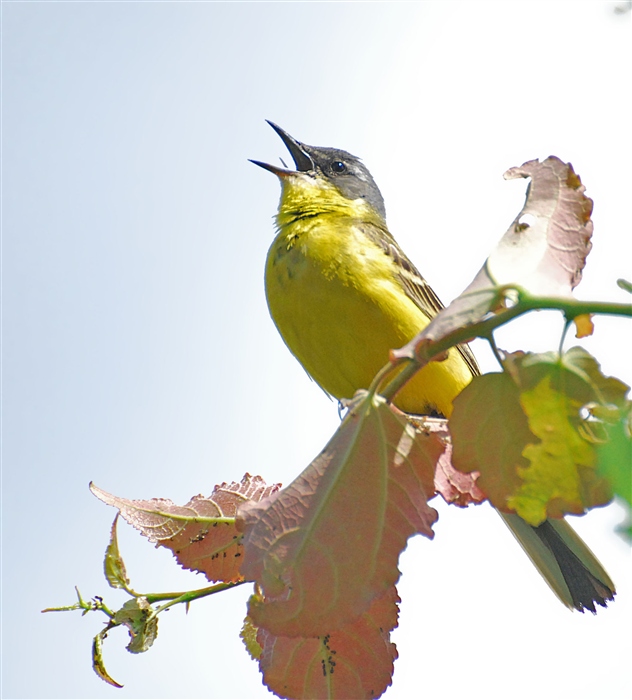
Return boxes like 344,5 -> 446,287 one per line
358,222 -> 480,378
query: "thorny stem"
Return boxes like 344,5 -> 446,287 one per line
42,581 -> 248,620
42,587 -> 117,618
148,580 -> 247,617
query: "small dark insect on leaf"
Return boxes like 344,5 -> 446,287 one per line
189,531 -> 207,544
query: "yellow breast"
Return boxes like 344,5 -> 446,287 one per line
265,206 -> 471,418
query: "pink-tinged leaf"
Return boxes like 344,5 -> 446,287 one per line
408,416 -> 486,507
255,586 -> 400,700
393,157 -> 594,363
237,393 -> 439,638
494,157 -> 593,293
90,474 -> 281,583
434,444 -> 486,508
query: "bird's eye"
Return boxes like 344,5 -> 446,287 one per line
330,161 -> 347,174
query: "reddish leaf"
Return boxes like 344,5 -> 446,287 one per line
90,474 -> 280,583
255,586 -> 400,700
393,157 -> 594,363
237,393 -> 439,637
434,445 -> 486,507
408,416 -> 486,507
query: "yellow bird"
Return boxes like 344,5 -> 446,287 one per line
252,121 -> 615,612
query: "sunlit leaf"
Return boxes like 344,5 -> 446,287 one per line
450,372 -> 534,511
91,474 -> 281,583
451,351 -> 621,524
241,616 -> 263,661
113,597 -> 158,654
237,393 -> 439,637
596,403 -> 632,512
489,157 -> 593,294
255,586 -> 400,700
573,314 -> 594,338
92,629 -> 123,688
393,157 -> 593,362
509,374 -> 610,524
104,514 -> 130,590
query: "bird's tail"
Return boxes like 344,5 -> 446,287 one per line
498,512 -> 615,613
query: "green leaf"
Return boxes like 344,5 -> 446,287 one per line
92,629 -> 123,688
113,597 -> 158,654
596,405 -> 632,506
104,515 -> 130,590
240,616 -> 263,661
509,374 -> 605,525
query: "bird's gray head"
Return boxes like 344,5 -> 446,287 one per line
251,121 -> 386,221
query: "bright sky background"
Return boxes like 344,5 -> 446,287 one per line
2,2 -> 631,699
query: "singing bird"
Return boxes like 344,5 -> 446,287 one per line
252,121 -> 615,612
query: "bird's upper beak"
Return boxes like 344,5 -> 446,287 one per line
250,121 -> 314,176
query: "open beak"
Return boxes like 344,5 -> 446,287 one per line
250,121 -> 314,176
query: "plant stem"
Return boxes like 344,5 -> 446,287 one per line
148,580 -> 247,615
378,291 -> 631,403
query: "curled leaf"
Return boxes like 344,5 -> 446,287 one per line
104,514 -> 129,590
113,597 -> 158,654
92,629 -> 123,688
491,157 -> 593,294
393,157 -> 594,363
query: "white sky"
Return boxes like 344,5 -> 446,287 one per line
2,2 -> 631,699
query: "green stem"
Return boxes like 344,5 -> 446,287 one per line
148,580 -> 247,616
486,334 -> 505,369
378,291 -> 631,403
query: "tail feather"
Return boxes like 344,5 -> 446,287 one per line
499,512 -> 615,613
